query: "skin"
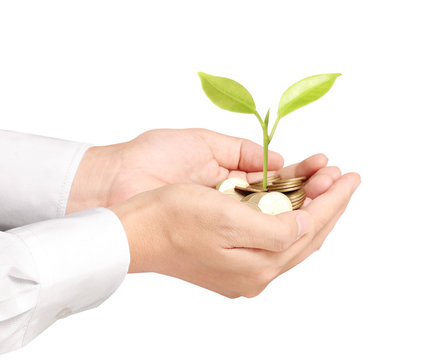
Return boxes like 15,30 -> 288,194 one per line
67,128 -> 360,298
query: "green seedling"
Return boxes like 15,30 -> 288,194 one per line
198,72 -> 341,189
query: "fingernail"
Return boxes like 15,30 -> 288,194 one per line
296,211 -> 310,238
302,197 -> 312,207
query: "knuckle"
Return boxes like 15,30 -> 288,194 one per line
328,166 -> 342,178
272,234 -> 287,252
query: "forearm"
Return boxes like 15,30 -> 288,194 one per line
0,130 -> 91,229
0,208 -> 130,355
66,144 -> 124,214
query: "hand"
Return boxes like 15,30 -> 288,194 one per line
67,128 -> 284,212
110,170 -> 360,298
67,128 -> 330,212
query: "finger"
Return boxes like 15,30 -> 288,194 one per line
275,172 -> 361,270
227,203 -> 313,253
304,172 -> 361,234
238,141 -> 284,172
305,173 -> 361,252
302,197 -> 312,207
277,153 -> 328,180
195,128 -> 284,172
223,169 -> 347,252
227,170 -> 248,182
279,179 -> 359,275
280,153 -> 329,178
245,153 -> 330,184
303,166 -> 342,199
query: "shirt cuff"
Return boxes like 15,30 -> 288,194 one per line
6,207 -> 130,347
0,130 -> 91,230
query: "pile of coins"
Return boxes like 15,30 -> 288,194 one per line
235,175 -> 307,210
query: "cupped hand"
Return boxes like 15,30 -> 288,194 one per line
110,171 -> 360,298
67,128 -> 330,213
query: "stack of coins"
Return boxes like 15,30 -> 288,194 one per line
235,175 -> 307,210
234,175 -> 280,193
250,175 -> 281,187
268,177 -> 307,210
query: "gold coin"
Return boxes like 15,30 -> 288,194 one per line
270,180 -> 304,186
290,196 -> 305,202
292,201 -> 305,210
244,202 -> 262,212
290,192 -> 306,201
269,184 -> 303,189
216,177 -> 249,192
288,190 -> 306,199
244,191 -> 293,215
268,185 -> 302,192
223,189 -> 245,201
241,193 -> 259,202
289,188 -> 305,194
250,174 -> 281,185
270,181 -> 304,187
272,176 -> 307,184
235,185 -> 266,193
291,200 -> 305,207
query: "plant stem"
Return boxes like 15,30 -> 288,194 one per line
254,111 -> 264,127
269,116 -> 280,143
254,111 -> 269,189
262,123 -> 269,189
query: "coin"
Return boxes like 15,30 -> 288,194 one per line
235,185 -> 266,193
240,192 -> 259,202
286,188 -> 306,210
216,177 -> 249,192
243,191 -> 293,215
271,176 -> 307,184
291,200 -> 305,210
287,188 -> 305,196
288,191 -> 306,200
250,175 -> 281,187
224,188 -> 245,201
244,202 -> 262,212
267,185 -> 302,192
218,175 -> 307,214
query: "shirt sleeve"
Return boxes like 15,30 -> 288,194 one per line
0,129 -> 91,230
0,207 -> 130,355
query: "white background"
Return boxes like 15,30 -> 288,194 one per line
1,0 -> 446,359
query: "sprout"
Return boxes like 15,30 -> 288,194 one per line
198,72 -> 341,189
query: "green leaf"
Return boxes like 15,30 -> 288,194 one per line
264,108 -> 270,126
198,72 -> 256,114
277,73 -> 341,119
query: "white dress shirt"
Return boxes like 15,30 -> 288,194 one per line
0,130 -> 130,354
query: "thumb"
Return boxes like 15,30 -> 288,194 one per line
274,209 -> 313,251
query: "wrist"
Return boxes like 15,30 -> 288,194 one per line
66,144 -> 123,214
109,191 -> 163,274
